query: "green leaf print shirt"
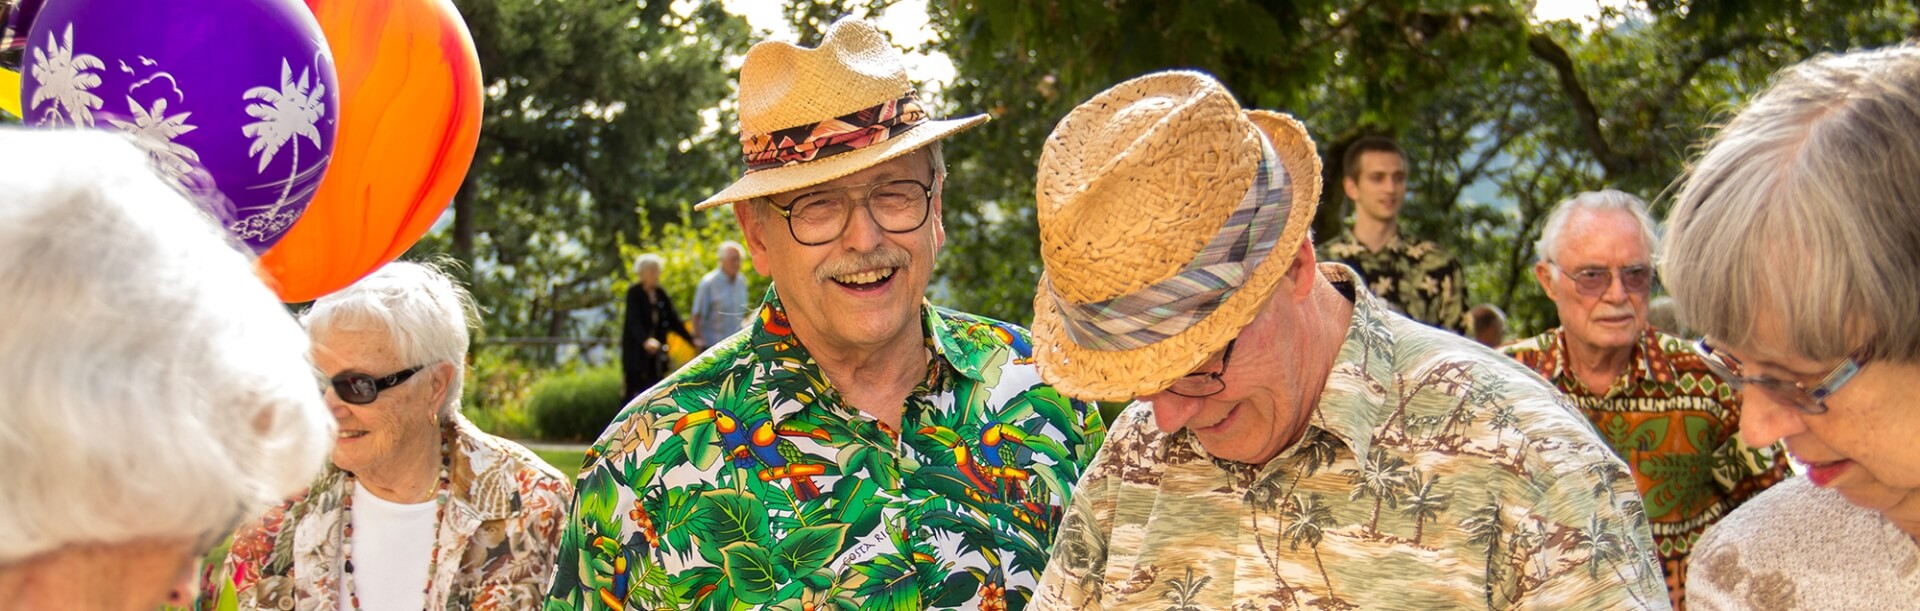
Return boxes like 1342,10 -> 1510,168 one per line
544,288 -> 1106,611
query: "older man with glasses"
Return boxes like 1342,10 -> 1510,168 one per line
1500,189 -> 1788,610
542,19 -> 1104,611
1028,72 -> 1666,610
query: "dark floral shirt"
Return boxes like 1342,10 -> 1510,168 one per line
1502,327 -> 1788,610
1319,228 -> 1467,332
543,288 -> 1105,611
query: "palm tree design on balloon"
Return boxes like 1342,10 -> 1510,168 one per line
235,59 -> 328,242
28,24 -> 105,126
108,96 -> 200,182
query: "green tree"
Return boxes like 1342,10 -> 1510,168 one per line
1397,468 -> 1451,546
425,0 -> 752,356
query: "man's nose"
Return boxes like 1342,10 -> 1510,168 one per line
1145,391 -> 1205,433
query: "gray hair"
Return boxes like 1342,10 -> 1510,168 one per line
716,241 -> 744,259
302,262 -> 478,419
0,129 -> 334,564
1535,189 -> 1658,264
1661,44 -> 1920,362
632,253 -> 665,278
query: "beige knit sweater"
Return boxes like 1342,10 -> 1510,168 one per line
1687,476 -> 1920,610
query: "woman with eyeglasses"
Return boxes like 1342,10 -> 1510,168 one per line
1661,44 -> 1920,608
0,130 -> 334,609
211,262 -> 572,610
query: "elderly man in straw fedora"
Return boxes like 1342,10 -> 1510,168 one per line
543,19 -> 1105,611
1025,71 -> 1669,610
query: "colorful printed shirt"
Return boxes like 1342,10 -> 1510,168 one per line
544,289 -> 1106,611
209,416 -> 573,610
1031,264 -> 1669,610
1501,327 -> 1788,609
1319,227 -> 1467,332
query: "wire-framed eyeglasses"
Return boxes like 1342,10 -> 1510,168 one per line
770,178 -> 933,246
1692,337 -> 1867,415
1550,261 -> 1655,297
1166,339 -> 1237,398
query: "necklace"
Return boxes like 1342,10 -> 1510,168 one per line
340,423 -> 453,610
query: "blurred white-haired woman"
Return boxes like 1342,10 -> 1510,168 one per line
0,129 -> 335,609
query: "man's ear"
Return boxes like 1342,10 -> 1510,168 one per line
1534,260 -> 1558,301
1342,175 -> 1361,201
1289,239 -> 1317,301
734,201 -> 773,271
930,178 -> 946,253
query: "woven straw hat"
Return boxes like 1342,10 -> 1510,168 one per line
694,19 -> 988,210
1030,71 -> 1322,402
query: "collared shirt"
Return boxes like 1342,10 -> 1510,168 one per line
212,416 -> 573,611
1501,327 -> 1788,609
544,288 -> 1106,611
1031,264 -> 1668,610
1319,227 -> 1468,332
690,269 -> 749,343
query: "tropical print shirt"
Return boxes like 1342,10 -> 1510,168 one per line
207,416 -> 572,611
1319,227 -> 1467,332
543,288 -> 1106,611
1031,264 -> 1669,611
1501,327 -> 1788,609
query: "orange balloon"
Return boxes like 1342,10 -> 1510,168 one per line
258,0 -> 481,302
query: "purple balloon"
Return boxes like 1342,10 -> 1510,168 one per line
20,0 -> 338,254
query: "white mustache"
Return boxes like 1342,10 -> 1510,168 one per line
816,248 -> 910,282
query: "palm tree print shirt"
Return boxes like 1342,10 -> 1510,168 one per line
1319,228 -> 1468,333
1501,327 -> 1789,610
1031,264 -> 1670,610
544,288 -> 1106,611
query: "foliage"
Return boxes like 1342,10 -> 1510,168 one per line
925,0 -> 1919,335
423,0 -> 754,359
526,363 -> 627,442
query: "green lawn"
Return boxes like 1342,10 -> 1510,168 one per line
532,447 -> 587,480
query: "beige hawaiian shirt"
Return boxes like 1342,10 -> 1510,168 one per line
208,415 -> 572,611
1032,264 -> 1670,610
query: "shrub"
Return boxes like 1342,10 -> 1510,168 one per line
527,364 -> 626,442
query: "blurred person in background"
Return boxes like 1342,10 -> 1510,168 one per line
689,240 -> 749,350
621,253 -> 694,400
1661,43 -> 1920,608
0,128 -> 334,610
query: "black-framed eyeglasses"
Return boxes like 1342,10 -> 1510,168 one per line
1167,339 -> 1237,398
769,178 -> 932,246
1550,261 -> 1655,297
1693,337 -> 1867,415
323,365 -> 425,405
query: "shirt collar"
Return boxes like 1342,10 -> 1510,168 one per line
1336,225 -> 1406,253
1545,327 -> 1672,394
749,285 -> 981,423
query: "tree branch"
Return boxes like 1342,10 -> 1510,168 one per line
1526,32 -> 1628,178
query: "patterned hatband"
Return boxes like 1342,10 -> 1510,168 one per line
742,92 -> 928,171
1047,132 -> 1294,351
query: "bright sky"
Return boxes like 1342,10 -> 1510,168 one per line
720,0 -> 955,88
1529,0 -> 1640,27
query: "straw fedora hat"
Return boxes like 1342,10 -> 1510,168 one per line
1030,71 -> 1322,402
694,19 -> 988,210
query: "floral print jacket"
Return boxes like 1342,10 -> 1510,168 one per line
209,415 -> 572,610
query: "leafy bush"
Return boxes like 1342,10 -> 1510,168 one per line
526,364 -> 626,442
460,348 -> 543,439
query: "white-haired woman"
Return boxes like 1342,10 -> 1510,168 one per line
0,129 -> 334,609
215,262 -> 571,610
620,253 -> 694,400
1662,44 -> 1920,608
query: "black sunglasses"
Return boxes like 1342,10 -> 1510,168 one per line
324,365 -> 425,405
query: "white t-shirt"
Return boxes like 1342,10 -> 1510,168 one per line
337,481 -> 437,611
